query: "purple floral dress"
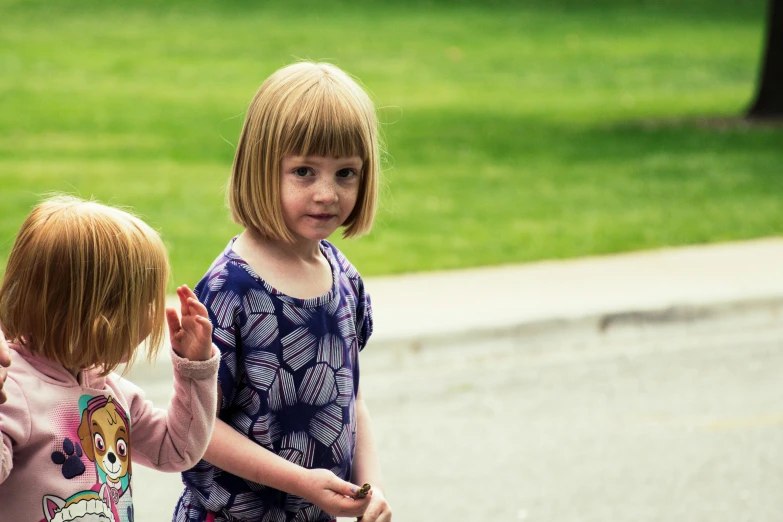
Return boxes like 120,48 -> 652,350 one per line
174,238 -> 372,522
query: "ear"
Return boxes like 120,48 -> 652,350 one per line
42,495 -> 65,521
77,408 -> 95,462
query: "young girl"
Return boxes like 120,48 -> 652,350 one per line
0,195 -> 220,522
175,62 -> 392,522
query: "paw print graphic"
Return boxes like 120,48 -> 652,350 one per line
51,437 -> 85,479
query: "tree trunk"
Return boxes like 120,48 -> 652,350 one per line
748,0 -> 783,119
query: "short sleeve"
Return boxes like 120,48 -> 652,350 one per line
194,266 -> 245,412
356,284 -> 373,351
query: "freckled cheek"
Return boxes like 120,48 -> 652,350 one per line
280,186 -> 307,215
341,188 -> 360,212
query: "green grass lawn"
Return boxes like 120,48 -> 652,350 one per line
1,0 -> 781,287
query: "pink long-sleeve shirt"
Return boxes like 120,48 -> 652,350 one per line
0,343 -> 219,522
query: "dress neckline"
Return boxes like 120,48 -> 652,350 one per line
223,237 -> 339,309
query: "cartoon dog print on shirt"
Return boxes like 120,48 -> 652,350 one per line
42,484 -> 116,522
77,396 -> 132,506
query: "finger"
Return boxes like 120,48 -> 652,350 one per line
333,478 -> 366,499
371,508 -> 391,522
329,495 -> 371,518
358,500 -> 376,522
187,297 -> 209,322
195,315 -> 213,335
179,284 -> 198,301
165,307 -> 181,337
363,503 -> 390,522
177,286 -> 192,318
0,389 -> 7,405
188,297 -> 210,319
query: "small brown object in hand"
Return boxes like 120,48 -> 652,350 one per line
355,483 -> 372,521
355,483 -> 371,499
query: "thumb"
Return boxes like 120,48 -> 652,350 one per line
165,308 -> 181,337
333,478 -> 369,499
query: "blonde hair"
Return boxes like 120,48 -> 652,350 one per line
0,195 -> 169,376
229,61 -> 380,241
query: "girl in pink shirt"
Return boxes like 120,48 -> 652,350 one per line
0,195 -> 220,522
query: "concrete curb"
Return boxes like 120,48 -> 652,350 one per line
365,237 -> 783,340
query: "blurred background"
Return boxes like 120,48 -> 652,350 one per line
3,0 -> 783,521
1,0 -> 781,285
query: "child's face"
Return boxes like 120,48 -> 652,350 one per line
279,155 -> 362,243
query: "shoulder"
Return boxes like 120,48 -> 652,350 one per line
102,374 -> 140,410
7,348 -> 36,377
195,243 -> 257,300
4,350 -> 34,398
321,240 -> 364,286
321,241 -> 370,306
7,348 -> 66,387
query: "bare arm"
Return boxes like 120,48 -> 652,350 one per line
204,417 -> 372,518
352,385 -> 392,521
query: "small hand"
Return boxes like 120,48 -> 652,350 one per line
165,285 -> 213,362
300,468 -> 372,518
0,329 -> 11,404
357,487 -> 391,522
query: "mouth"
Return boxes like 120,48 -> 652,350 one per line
102,458 -> 122,478
307,214 -> 337,222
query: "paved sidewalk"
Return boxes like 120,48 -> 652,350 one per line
365,237 -> 783,348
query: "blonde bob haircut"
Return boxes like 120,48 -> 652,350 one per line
229,61 -> 380,241
0,195 -> 169,376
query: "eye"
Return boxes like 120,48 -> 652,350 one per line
294,167 -> 311,177
94,433 -> 105,452
337,168 -> 358,178
117,439 -> 127,457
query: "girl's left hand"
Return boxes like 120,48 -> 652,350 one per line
359,488 -> 392,522
166,285 -> 214,362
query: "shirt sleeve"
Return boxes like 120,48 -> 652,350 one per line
356,281 -> 374,351
0,375 -> 31,484
116,346 -> 219,472
196,272 -> 246,412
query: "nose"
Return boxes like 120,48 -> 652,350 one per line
313,178 -> 338,204
108,452 -> 116,464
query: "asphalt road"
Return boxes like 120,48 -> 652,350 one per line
129,305 -> 783,521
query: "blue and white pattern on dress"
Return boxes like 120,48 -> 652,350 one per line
174,238 -> 372,522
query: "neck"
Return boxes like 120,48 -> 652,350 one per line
240,228 -> 322,263
67,365 -> 85,381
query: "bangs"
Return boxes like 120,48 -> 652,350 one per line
279,81 -> 371,161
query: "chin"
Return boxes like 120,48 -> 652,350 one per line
295,227 -> 339,242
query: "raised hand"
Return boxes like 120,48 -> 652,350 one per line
165,285 -> 213,362
299,468 -> 372,518
0,329 -> 11,404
